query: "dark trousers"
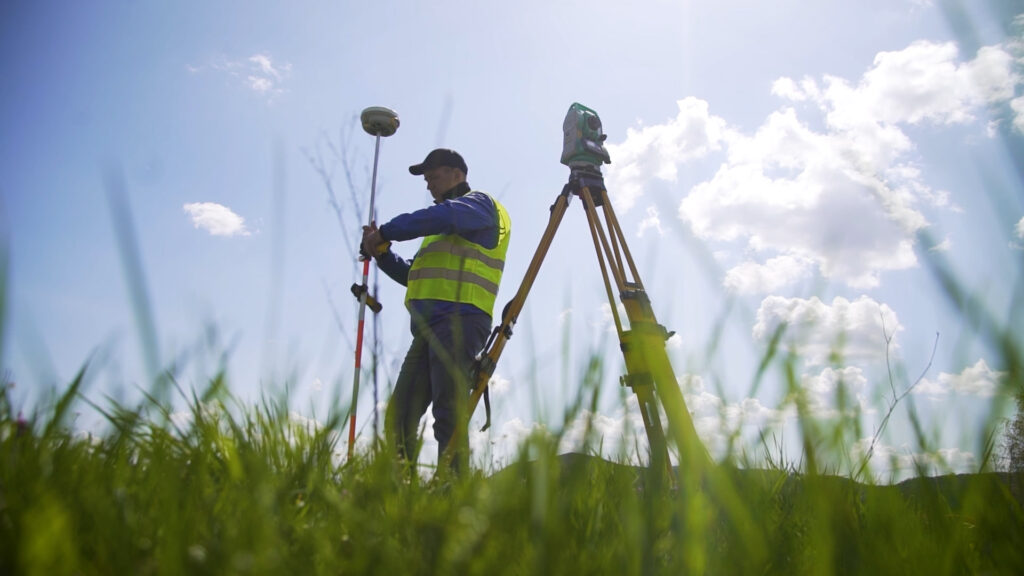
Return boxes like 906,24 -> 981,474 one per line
386,311 -> 490,468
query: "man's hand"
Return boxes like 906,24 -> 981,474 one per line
361,223 -> 387,259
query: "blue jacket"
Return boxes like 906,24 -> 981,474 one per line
375,182 -> 500,332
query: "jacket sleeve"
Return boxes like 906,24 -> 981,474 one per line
379,192 -> 499,249
374,250 -> 411,286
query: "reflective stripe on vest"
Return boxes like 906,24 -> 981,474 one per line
405,194 -> 510,317
413,239 -> 506,271
407,267 -> 499,295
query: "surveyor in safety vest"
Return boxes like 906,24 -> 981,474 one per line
361,148 -> 511,471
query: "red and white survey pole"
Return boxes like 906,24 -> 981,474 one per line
348,106 -> 399,460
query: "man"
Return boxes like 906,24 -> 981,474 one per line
361,148 -> 511,471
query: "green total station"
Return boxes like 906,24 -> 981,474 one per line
560,102 -> 612,168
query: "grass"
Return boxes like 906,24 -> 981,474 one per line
2,361 -> 1022,575
5,40 -> 1023,570
3,182 -> 1023,576
3,177 -> 1022,575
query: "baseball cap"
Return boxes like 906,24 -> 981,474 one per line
408,148 -> 468,175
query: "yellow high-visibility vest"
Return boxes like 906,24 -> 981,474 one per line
405,194 -> 511,317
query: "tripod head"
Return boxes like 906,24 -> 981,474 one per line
562,165 -> 609,207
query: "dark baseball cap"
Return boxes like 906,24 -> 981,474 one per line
408,148 -> 468,175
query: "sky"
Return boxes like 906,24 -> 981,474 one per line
2,0 -> 1023,480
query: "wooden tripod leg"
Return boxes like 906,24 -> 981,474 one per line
574,186 -> 673,478
443,168 -> 709,478
578,182 -> 709,480
442,188 -> 574,470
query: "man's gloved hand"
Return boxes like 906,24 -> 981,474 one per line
361,223 -> 388,260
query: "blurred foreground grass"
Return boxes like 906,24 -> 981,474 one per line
2,370 -> 1022,576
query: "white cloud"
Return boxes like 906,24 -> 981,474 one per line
853,438 -> 976,480
593,302 -> 627,334
1016,216 -> 1024,239
189,52 -> 291,101
248,76 -> 274,94
850,41 -> 1017,126
637,205 -> 664,238
487,372 -> 511,396
914,358 -> 1006,398
611,37 -> 1024,292
752,295 -> 901,367
249,54 -> 285,80
1013,97 -> 1024,133
724,255 -> 814,295
558,308 -> 572,326
542,375 -> 789,464
666,332 -> 683,350
681,374 -> 788,458
287,410 -> 322,435
463,374 -> 791,466
678,104 -> 923,290
557,409 -> 639,456
469,417 -> 540,468
170,410 -> 194,430
771,77 -> 809,102
798,366 -> 869,419
183,202 -> 251,237
605,97 -> 729,213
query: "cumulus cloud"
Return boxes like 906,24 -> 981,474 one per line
843,41 -> 1018,126
469,417 -> 540,468
594,302 -> 627,334
538,376 -> 787,464
605,97 -> 729,212
752,295 -> 901,367
183,202 -> 251,237
677,100 -> 931,289
462,374 -> 790,466
681,374 -> 788,458
612,38 -> 1023,292
487,372 -> 512,396
771,76 -> 817,102
852,438 -> 977,480
666,332 -> 683,350
798,366 -> 869,419
724,255 -> 815,295
637,206 -> 664,238
1013,97 -> 1024,133
679,103 -> 926,290
914,358 -> 1006,398
557,408 -> 642,456
1013,216 -> 1024,250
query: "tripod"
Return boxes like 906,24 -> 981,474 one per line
460,165 -> 708,479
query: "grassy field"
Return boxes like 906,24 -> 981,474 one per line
4,113 -> 1023,574
3,203 -> 1022,574
2,367 -> 1022,576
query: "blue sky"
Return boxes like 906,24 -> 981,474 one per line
2,0 -> 1022,479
